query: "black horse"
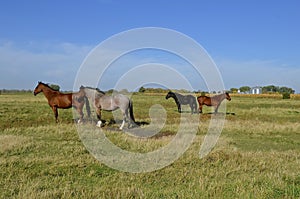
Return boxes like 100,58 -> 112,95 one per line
165,91 -> 197,114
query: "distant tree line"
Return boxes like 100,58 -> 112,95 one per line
229,85 -> 295,99
262,85 -> 295,94
138,87 -> 193,93
0,89 -> 32,94
1,84 -> 60,94
230,85 -> 295,94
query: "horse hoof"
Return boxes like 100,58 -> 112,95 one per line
96,121 -> 102,128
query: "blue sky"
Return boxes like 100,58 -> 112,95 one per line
0,0 -> 300,92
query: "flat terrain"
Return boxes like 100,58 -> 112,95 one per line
0,92 -> 300,198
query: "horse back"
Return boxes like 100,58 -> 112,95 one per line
181,95 -> 196,104
51,93 -> 73,108
197,96 -> 211,105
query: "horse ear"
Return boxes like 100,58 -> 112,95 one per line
80,85 -> 84,89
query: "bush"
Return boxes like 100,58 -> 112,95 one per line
282,92 -> 291,99
50,84 -> 60,91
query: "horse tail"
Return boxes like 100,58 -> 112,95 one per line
192,97 -> 198,113
129,100 -> 135,123
84,96 -> 91,118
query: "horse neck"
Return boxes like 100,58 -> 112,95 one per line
170,93 -> 179,102
85,89 -> 104,99
217,93 -> 226,101
41,86 -> 57,100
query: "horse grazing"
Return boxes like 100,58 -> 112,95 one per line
33,82 -> 90,122
79,86 -> 135,130
197,92 -> 231,113
165,91 -> 197,114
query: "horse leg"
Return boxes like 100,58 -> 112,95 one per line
119,109 -> 128,130
77,107 -> 84,124
189,103 -> 193,114
96,109 -> 102,127
177,103 -> 181,113
194,102 -> 198,114
190,102 -> 197,114
214,104 -> 220,113
52,106 -> 58,122
198,103 -> 203,113
120,117 -> 126,130
128,101 -> 135,128
193,102 -> 197,114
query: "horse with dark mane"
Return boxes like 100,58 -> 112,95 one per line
79,86 -> 135,130
165,91 -> 197,114
197,92 -> 231,113
33,82 -> 90,122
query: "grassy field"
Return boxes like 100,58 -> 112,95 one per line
1,92 -> 300,198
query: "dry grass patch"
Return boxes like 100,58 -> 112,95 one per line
0,134 -> 30,153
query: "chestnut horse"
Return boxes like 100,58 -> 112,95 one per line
197,92 -> 231,113
33,82 -> 90,122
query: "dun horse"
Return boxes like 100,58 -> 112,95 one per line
79,86 -> 135,130
33,82 -> 90,122
165,91 -> 197,114
197,92 -> 231,113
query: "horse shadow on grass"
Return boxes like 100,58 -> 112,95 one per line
199,112 -> 236,118
76,118 -> 150,131
204,112 -> 236,115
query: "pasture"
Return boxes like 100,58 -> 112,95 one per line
0,92 -> 300,198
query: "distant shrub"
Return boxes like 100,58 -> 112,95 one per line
201,92 -> 206,96
49,84 -> 60,91
138,87 -> 146,93
282,92 -> 291,99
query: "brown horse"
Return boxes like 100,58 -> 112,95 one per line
197,92 -> 231,113
33,82 -> 90,122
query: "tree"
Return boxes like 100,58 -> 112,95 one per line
138,86 -> 146,93
279,86 -> 295,94
262,85 -> 279,93
239,86 -> 251,93
230,88 -> 238,93
50,84 -> 60,91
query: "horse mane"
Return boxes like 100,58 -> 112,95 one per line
210,92 -> 227,100
82,86 -> 106,95
39,81 -> 59,91
169,91 -> 184,98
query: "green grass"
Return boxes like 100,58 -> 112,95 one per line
0,93 -> 300,198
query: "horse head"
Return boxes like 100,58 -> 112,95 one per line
33,81 -> 43,96
165,91 -> 173,99
80,85 -> 85,90
77,86 -> 86,98
225,92 -> 231,101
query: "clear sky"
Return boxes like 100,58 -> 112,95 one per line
0,0 -> 299,92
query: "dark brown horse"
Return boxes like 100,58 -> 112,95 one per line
197,92 -> 231,113
33,82 -> 90,122
165,91 -> 198,114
